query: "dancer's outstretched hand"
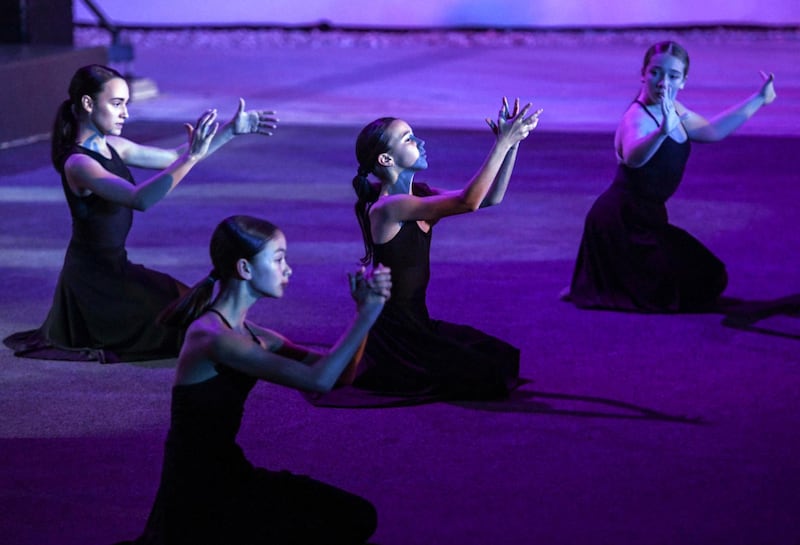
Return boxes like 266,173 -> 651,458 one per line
230,98 -> 279,136
758,71 -> 776,105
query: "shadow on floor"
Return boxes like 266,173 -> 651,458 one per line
720,293 -> 800,340
451,388 -> 705,423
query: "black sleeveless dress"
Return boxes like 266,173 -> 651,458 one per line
3,145 -> 183,362
309,184 -> 521,407
119,312 -> 377,545
569,102 -> 727,312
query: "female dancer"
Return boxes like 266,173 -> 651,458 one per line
3,64 -> 277,362
311,97 -> 541,407
567,41 -> 776,312
117,215 -> 390,545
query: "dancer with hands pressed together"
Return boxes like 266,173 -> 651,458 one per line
3,64 -> 279,362
310,97 -> 542,407
567,41 -> 776,312
116,215 -> 389,545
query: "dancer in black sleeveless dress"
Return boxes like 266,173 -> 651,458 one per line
3,65 -> 277,362
310,98 -> 541,407
567,41 -> 776,312
116,215 -> 390,545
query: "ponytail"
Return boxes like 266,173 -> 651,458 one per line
352,171 -> 380,265
51,99 -> 78,171
158,271 -> 218,329
352,117 -> 396,265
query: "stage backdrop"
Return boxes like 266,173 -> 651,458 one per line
73,0 -> 799,28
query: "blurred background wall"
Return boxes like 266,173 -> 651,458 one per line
73,0 -> 800,28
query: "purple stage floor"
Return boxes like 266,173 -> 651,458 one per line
1,28 -> 800,545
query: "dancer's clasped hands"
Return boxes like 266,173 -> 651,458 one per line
349,264 -> 392,309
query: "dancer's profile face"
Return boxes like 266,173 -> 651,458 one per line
84,77 -> 130,136
246,231 -> 292,299
640,53 -> 686,104
383,119 -> 428,172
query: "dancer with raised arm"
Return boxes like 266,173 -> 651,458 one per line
566,41 -> 775,312
3,64 -> 278,362
311,97 -> 541,407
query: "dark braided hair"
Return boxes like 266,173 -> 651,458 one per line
352,117 -> 396,265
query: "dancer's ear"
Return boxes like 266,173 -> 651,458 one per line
81,95 -> 94,113
236,258 -> 252,280
378,153 -> 393,167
